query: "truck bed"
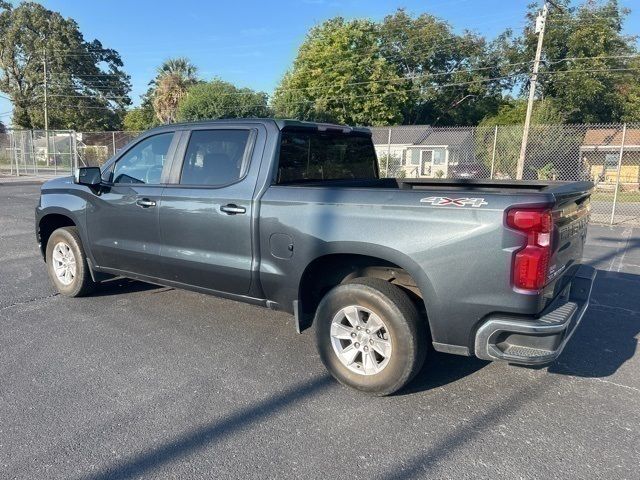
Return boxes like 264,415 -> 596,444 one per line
280,177 -> 593,195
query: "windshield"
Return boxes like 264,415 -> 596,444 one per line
276,129 -> 378,184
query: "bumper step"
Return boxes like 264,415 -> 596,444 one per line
475,265 -> 596,365
503,345 -> 554,358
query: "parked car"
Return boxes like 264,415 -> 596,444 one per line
36,119 -> 595,395
449,162 -> 490,178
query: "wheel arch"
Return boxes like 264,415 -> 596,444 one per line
296,244 -> 437,336
37,209 -> 79,261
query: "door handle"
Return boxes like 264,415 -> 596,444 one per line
220,204 -> 246,215
136,198 -> 156,208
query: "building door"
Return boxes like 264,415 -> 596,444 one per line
420,150 -> 433,177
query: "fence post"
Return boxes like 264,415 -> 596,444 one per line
490,125 -> 498,179
72,131 -> 78,169
112,131 -> 117,157
51,132 -> 57,176
30,130 -> 38,175
386,127 -> 392,178
20,131 -> 26,175
610,123 -> 627,226
11,132 -> 18,176
68,131 -> 73,174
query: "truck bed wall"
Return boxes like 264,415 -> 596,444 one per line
258,185 -> 556,350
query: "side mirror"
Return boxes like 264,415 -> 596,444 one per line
74,167 -> 102,187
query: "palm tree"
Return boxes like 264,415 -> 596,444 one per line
153,73 -> 189,124
155,57 -> 198,83
151,57 -> 199,124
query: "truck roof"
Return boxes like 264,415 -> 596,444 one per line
145,118 -> 372,135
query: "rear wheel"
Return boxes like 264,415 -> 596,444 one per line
315,277 -> 427,396
46,227 -> 96,297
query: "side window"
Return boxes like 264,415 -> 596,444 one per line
111,133 -> 174,184
180,129 -> 251,186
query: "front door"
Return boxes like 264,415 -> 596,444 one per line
158,128 -> 257,295
420,148 -> 447,178
86,131 -> 176,277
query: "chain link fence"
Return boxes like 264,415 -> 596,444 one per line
372,123 -> 640,226
2,124 -> 639,225
0,130 -> 142,177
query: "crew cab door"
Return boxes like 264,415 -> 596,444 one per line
86,131 -> 177,277
158,126 -> 264,295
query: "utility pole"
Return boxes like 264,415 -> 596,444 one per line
517,1 -> 551,180
43,48 -> 50,166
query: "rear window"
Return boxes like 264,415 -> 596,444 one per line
180,129 -> 250,186
276,130 -> 378,184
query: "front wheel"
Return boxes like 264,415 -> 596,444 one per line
315,277 -> 427,396
46,226 -> 96,297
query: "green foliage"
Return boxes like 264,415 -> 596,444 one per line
123,103 -> 157,131
480,99 -> 567,126
153,73 -> 190,124
511,0 -> 639,123
379,10 -> 510,126
151,57 -> 199,124
272,17 -> 408,125
177,79 -> 270,121
0,2 -> 131,130
155,57 -> 198,83
533,162 -> 558,180
377,152 -> 403,176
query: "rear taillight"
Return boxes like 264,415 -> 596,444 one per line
507,208 -> 553,291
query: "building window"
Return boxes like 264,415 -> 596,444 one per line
605,153 -> 619,170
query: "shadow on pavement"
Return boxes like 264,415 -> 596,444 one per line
547,270 -> 639,378
93,278 -> 169,296
379,379 -> 551,479
81,358 -> 490,478
399,352 -> 488,396
84,375 -> 334,480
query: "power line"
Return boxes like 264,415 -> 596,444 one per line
36,61 -> 640,111
47,94 -> 129,99
39,65 -> 640,118
44,11 -> 617,59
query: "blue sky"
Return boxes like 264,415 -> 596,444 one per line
1,0 -> 639,123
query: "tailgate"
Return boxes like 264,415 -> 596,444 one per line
546,189 -> 592,292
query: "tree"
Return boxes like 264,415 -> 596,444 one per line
477,100 -> 579,180
123,102 -> 157,131
0,119 -> 5,133
155,57 -> 198,83
153,73 -> 190,124
0,2 -> 131,130
151,57 -> 199,123
379,9 -> 511,126
510,0 -> 639,123
480,98 -> 567,126
272,18 -> 408,126
177,79 -> 270,121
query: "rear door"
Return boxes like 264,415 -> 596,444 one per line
86,131 -> 177,277
158,126 -> 264,295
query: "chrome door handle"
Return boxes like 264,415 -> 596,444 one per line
136,198 -> 156,208
220,204 -> 246,215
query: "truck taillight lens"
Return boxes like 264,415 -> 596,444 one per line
507,208 -> 553,291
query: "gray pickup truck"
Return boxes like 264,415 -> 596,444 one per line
36,119 -> 595,395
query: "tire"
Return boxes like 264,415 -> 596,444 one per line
315,277 -> 427,396
46,226 -> 96,297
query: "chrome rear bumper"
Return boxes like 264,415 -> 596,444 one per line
475,265 -> 596,365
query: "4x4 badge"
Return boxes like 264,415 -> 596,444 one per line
420,197 -> 488,208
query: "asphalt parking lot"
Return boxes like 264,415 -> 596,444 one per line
1,183 -> 639,479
